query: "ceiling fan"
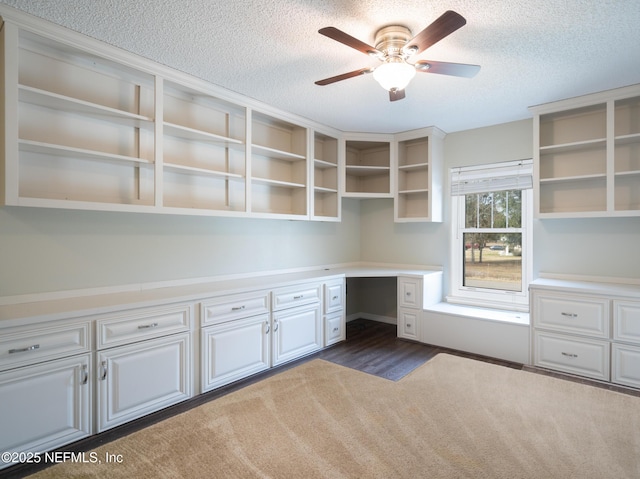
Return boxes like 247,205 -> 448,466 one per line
315,10 -> 480,101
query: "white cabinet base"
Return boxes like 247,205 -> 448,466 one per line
201,314 -> 270,392
272,305 -> 322,366
97,333 -> 191,432
0,354 -> 91,467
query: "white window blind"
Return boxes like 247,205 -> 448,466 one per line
450,159 -> 533,196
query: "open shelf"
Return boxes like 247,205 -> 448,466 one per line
344,139 -> 390,196
532,88 -> 640,217
395,133 -> 441,222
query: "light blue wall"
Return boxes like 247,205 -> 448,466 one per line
0,200 -> 362,296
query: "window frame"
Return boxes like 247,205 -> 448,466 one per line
448,163 -> 533,312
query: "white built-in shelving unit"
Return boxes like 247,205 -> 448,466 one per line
343,135 -> 393,197
0,10 -> 447,223
394,127 -> 444,222
531,84 -> 640,218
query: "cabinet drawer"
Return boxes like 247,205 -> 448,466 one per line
0,319 -> 92,371
201,291 -> 270,326
398,307 -> 420,341
272,283 -> 321,311
324,311 -> 345,346
612,343 -> 640,388
324,280 -> 345,314
533,293 -> 609,338
613,300 -> 640,344
97,304 -> 192,349
534,331 -> 609,381
398,277 -> 422,309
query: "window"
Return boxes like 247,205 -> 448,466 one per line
449,160 -> 533,311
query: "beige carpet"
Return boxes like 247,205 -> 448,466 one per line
29,354 -> 640,478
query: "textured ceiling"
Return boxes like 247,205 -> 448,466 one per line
1,0 -> 640,134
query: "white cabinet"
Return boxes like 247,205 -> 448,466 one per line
397,276 -> 423,341
343,136 -> 393,197
531,279 -> 640,387
97,332 -> 191,432
530,84 -> 640,218
201,282 -> 324,391
200,291 -> 271,392
201,314 -> 270,392
0,317 -> 93,469
0,354 -> 92,469
323,279 -> 345,346
272,304 -> 322,366
394,127 -> 444,222
272,283 -> 323,364
95,304 -> 193,432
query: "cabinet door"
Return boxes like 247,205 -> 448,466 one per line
201,314 -> 270,392
97,333 -> 191,432
0,354 -> 91,466
272,305 -> 322,366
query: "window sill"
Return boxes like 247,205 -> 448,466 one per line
424,302 -> 530,326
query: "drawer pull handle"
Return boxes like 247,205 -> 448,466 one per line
231,305 -> 246,311
81,364 -> 88,385
333,327 -> 339,332
100,360 -> 108,380
332,296 -> 338,300
561,352 -> 578,358
561,312 -> 577,318
406,323 -> 412,328
293,295 -> 304,300
406,292 -> 412,296
8,344 -> 40,354
274,319 -> 279,332
265,321 -> 270,334
138,322 -> 159,329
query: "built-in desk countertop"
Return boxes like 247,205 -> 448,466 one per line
0,265 -> 442,328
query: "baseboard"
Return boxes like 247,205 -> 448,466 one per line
346,312 -> 396,325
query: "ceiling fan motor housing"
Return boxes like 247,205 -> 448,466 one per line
374,25 -> 413,59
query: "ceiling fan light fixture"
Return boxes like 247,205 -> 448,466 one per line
372,59 -> 416,92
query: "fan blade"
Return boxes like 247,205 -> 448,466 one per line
319,27 -> 381,56
404,10 -> 467,56
415,60 -> 480,78
389,89 -> 406,101
315,68 -> 373,86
